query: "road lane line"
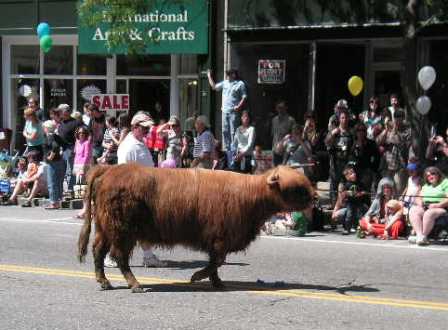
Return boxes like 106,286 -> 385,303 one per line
1,264 -> 448,312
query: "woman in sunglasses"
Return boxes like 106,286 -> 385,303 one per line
408,166 -> 448,245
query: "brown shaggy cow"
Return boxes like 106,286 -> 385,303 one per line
78,164 -> 313,293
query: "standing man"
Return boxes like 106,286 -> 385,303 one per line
191,115 -> 215,169
325,109 -> 354,206
56,104 -> 81,194
107,112 -> 167,268
207,69 -> 247,154
271,100 -> 296,166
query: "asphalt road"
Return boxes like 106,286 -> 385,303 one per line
0,207 -> 448,330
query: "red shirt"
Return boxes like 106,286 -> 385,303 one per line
145,125 -> 166,151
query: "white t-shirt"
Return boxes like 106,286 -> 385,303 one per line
117,133 -> 154,167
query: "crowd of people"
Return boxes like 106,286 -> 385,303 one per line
2,86 -> 448,248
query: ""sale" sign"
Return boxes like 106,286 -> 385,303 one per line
91,94 -> 130,111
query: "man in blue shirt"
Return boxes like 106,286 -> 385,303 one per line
207,69 -> 248,154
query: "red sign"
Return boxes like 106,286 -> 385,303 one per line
91,94 -> 130,111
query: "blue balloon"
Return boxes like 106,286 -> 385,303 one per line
37,22 -> 51,38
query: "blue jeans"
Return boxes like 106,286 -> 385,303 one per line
222,111 -> 241,152
63,147 -> 75,191
335,203 -> 368,231
47,159 -> 66,203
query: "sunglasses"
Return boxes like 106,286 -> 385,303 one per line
426,172 -> 438,177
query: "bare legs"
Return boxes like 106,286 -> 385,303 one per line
409,205 -> 446,242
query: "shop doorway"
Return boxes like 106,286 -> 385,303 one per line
315,43 -> 365,130
129,79 -> 170,123
373,69 -> 402,108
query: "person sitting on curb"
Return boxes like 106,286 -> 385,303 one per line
358,178 -> 405,239
3,150 -> 48,206
408,166 -> 448,246
331,165 -> 370,235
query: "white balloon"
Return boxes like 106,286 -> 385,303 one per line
418,66 -> 436,91
416,96 -> 432,115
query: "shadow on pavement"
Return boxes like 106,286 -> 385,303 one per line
131,260 -> 249,269
110,281 -> 379,294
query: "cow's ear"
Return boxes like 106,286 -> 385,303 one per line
266,172 -> 280,188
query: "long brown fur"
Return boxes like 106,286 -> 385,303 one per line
78,164 -> 314,292
77,165 -> 112,263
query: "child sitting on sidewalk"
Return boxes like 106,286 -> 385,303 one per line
332,165 -> 370,235
359,199 -> 405,239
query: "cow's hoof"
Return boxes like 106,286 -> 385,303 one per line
131,287 -> 145,294
211,279 -> 225,290
100,281 -> 113,291
190,272 -> 205,283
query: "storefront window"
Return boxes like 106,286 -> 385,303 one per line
428,40 -> 448,132
44,79 -> 73,110
179,79 -> 198,130
231,43 -> 309,148
315,43 -> 365,129
11,78 -> 40,151
44,46 -> 73,75
179,55 -> 198,75
11,46 -> 40,74
77,54 -> 107,75
117,55 -> 170,76
77,79 -> 106,111
116,80 -> 127,94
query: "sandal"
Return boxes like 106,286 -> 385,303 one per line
75,214 -> 84,219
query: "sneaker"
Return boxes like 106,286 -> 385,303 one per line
417,236 -> 430,246
104,255 -> 118,268
142,255 -> 167,268
408,235 -> 417,244
341,229 -> 350,235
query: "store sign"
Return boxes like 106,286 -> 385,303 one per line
78,0 -> 209,54
257,60 -> 286,84
51,88 -> 67,97
91,94 -> 130,112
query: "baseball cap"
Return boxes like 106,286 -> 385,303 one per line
407,163 -> 418,171
57,104 -> 71,112
335,99 -> 348,109
131,113 -> 154,127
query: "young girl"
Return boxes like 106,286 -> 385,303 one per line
73,127 -> 92,185
359,178 -> 405,239
97,117 -> 120,164
361,200 -> 405,240
401,162 -> 422,215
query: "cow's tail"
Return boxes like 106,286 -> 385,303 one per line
77,165 -> 112,263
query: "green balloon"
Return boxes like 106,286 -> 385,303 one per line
40,35 -> 53,53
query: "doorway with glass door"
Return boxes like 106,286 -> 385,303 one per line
129,79 -> 170,124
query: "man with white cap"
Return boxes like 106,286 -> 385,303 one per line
104,112 -> 167,268
117,112 -> 155,166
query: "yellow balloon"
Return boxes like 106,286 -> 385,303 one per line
348,76 -> 364,96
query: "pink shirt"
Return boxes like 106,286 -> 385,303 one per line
74,138 -> 92,166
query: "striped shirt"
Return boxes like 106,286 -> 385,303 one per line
193,130 -> 215,159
